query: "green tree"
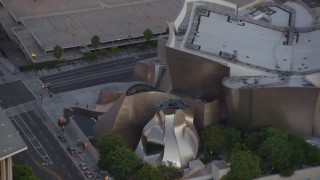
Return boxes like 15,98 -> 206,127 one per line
97,134 -> 126,170
260,136 -> 292,172
143,28 -> 153,53
13,164 -> 39,180
53,45 -> 63,64
224,128 -> 241,151
201,125 -> 225,156
106,147 -> 140,180
158,162 -> 182,180
262,127 -> 287,139
288,133 -> 307,167
91,35 -> 101,53
136,164 -> 162,180
224,150 -> 261,180
244,132 -> 264,152
306,143 -> 320,166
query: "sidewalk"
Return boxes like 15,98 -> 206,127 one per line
0,48 -> 156,180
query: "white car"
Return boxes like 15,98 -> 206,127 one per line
79,162 -> 88,171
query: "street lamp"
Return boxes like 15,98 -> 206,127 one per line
128,22 -> 132,52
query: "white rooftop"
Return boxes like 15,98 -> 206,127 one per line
180,1 -> 320,88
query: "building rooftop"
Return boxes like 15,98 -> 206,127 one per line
2,0 -> 182,61
0,109 -> 27,161
177,0 -> 320,89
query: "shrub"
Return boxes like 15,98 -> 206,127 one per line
137,43 -> 147,51
83,51 -> 97,60
150,40 -> 158,48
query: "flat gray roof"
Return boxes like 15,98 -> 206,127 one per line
0,109 -> 27,160
22,0 -> 181,51
5,0 -> 182,56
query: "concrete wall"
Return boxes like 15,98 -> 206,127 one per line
255,166 -> 320,180
68,117 -> 99,161
224,85 -> 320,137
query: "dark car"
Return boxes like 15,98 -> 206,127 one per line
57,134 -> 66,143
67,147 -> 76,155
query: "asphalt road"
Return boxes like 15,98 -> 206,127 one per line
10,110 -> 84,180
40,53 -> 157,94
0,80 -> 36,108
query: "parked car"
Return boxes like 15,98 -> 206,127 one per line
57,134 -> 66,143
78,162 -> 88,171
84,171 -> 94,179
66,146 -> 76,155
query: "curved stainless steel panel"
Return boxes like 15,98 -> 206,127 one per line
135,106 -> 200,168
224,84 -> 320,137
93,91 -> 220,149
166,47 -> 230,101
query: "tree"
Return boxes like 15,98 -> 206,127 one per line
288,133 -> 307,167
158,162 -> 182,180
262,127 -> 288,140
200,125 -> 225,157
224,150 -> 261,180
260,136 -> 292,172
91,35 -> 100,53
143,28 -> 153,53
106,147 -> 140,180
224,128 -> 241,151
135,164 -> 162,180
53,45 -> 63,64
97,134 -> 126,170
13,164 -> 39,180
244,132 -> 264,152
306,143 -> 320,166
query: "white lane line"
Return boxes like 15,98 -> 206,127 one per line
12,114 -> 53,165
51,66 -> 134,88
43,58 -> 136,80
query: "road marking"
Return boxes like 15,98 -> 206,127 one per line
28,151 -> 62,180
42,57 -> 140,81
11,114 -> 53,165
51,66 -> 134,88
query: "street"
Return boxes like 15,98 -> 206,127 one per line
40,53 -> 156,94
10,110 -> 85,180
